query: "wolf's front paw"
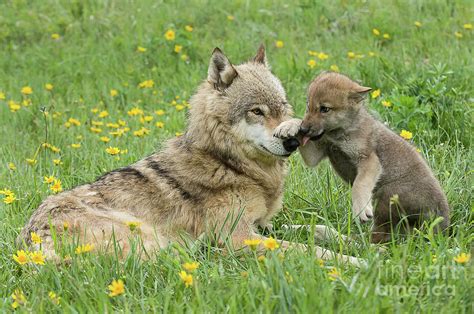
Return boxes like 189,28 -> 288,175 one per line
273,118 -> 302,139
353,202 -> 374,223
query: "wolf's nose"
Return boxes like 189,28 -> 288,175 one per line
299,126 -> 309,135
283,138 -> 300,152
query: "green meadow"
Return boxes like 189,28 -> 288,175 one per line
0,0 -> 472,312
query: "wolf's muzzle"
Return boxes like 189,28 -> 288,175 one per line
282,138 -> 300,152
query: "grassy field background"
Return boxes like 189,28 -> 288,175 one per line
0,0 -> 472,312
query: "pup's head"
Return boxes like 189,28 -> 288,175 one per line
188,45 -> 297,161
300,72 -> 371,144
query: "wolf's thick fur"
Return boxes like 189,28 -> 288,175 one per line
275,72 -> 450,243
19,48 -> 363,265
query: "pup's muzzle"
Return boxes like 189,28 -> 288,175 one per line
282,138 -> 300,152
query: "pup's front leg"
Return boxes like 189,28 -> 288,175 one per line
274,119 -> 326,167
273,118 -> 302,139
352,152 -> 382,222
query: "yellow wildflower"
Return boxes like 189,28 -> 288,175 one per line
138,80 -> 154,89
372,28 -> 380,36
275,40 -> 284,48
328,267 -> 340,281
21,86 -> 33,95
4,194 -> 16,204
90,127 -> 102,133
257,255 -> 266,262
110,89 -> 118,97
347,51 -> 356,59
30,251 -> 46,265
51,33 -> 61,40
0,91 -> 5,100
308,50 -> 318,56
108,279 -> 125,297
464,23 -> 473,30
126,221 -> 141,232
174,45 -> 183,53
263,237 -> 279,251
175,132 -> 183,137
13,250 -> 29,265
100,136 -> 110,143
185,25 -> 193,32
75,243 -> 94,254
50,179 -> 62,193
91,108 -> 99,114
414,21 -> 422,27
382,100 -> 392,107
155,109 -> 165,116
175,105 -> 185,111
400,130 -> 413,140
68,117 -> 81,126
307,59 -> 317,69
53,159 -> 62,165
156,122 -> 164,128
43,176 -> 56,184
383,33 -> 390,39
45,83 -> 54,91
227,15 -> 235,21
164,29 -> 175,41
317,52 -> 329,60
454,31 -> 463,38
106,147 -> 120,155
128,107 -> 144,116
330,64 -> 339,72
106,122 -> 119,128
371,89 -> 381,99
136,46 -> 147,53
31,232 -> 42,244
182,262 -> 200,272
244,239 -> 262,250
49,291 -> 61,305
71,143 -> 81,149
26,158 -> 37,165
11,289 -> 26,309
8,162 -> 16,170
368,51 -> 376,57
180,54 -> 189,61
98,110 -> 109,118
453,253 -> 470,264
179,271 -> 193,287
8,100 -> 21,112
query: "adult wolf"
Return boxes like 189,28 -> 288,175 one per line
19,46 -> 362,265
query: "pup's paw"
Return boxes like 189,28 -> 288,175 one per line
274,118 -> 302,139
352,202 -> 374,223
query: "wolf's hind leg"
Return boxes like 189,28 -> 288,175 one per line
282,224 -> 350,242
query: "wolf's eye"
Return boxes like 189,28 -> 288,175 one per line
320,106 -> 330,113
251,108 -> 264,116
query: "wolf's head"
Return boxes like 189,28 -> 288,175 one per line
299,72 -> 372,144
187,45 -> 297,163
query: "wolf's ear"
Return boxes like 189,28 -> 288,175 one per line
208,48 -> 238,91
349,85 -> 372,104
253,44 -> 269,67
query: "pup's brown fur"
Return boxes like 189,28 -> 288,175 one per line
275,72 -> 450,242
18,49 -> 363,265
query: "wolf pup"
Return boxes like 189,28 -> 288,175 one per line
19,48 -> 362,265
275,72 -> 450,243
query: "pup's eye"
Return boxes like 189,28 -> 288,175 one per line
320,106 -> 331,113
251,108 -> 264,116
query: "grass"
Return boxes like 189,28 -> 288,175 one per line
0,0 -> 473,312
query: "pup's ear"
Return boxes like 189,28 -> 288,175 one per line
349,85 -> 372,104
208,48 -> 238,91
253,44 -> 269,67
